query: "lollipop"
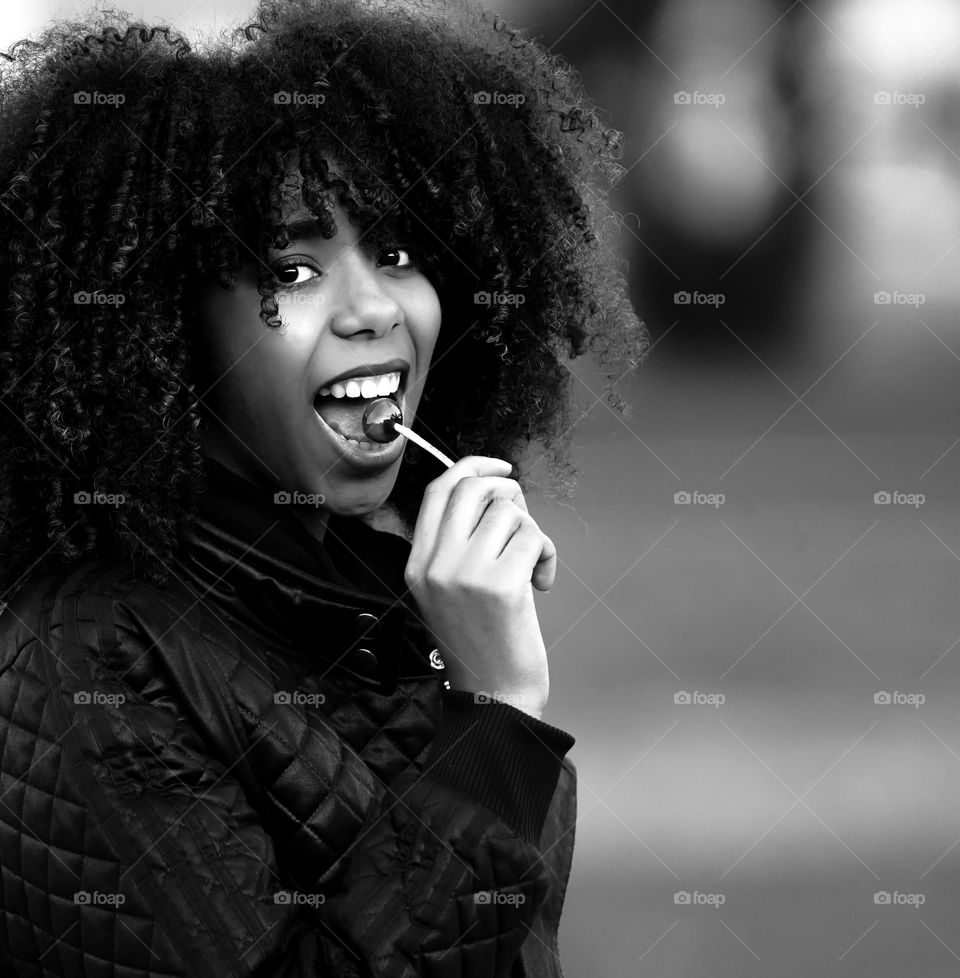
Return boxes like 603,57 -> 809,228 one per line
362,397 -> 456,468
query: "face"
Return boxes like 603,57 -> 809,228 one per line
195,179 -> 442,528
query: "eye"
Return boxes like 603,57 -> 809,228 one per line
271,260 -> 320,287
379,246 -> 415,269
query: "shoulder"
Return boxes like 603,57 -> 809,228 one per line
0,555 -> 210,685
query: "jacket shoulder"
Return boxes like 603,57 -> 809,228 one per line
0,556 -> 211,707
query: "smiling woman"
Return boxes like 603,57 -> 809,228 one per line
196,187 -> 443,540
0,0 -> 647,975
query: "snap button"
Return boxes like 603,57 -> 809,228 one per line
355,611 -> 379,635
352,647 -> 379,675
428,648 -> 446,670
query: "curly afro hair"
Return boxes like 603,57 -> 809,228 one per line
0,0 -> 649,600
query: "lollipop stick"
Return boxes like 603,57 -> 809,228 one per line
393,422 -> 456,468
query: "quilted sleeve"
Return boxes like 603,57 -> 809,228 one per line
0,573 -> 576,978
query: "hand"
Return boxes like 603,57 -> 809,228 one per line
404,456 -> 557,718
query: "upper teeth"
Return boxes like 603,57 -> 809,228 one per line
318,370 -> 401,399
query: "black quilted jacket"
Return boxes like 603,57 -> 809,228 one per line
0,459 -> 577,977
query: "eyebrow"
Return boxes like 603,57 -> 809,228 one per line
277,216 -> 405,248
282,218 -> 322,241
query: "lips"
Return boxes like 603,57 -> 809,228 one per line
313,357 -> 410,398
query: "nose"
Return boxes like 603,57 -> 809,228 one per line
327,251 -> 402,339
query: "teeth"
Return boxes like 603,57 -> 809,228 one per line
317,370 -> 400,399
324,417 -> 378,449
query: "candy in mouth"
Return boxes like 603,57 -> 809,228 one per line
314,391 -> 400,442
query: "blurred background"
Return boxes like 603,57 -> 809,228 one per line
5,0 -> 960,975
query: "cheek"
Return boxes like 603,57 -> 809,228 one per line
411,286 -> 443,357
200,287 -> 307,405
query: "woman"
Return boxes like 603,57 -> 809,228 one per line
0,0 -> 649,974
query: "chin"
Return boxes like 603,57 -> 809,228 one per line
322,482 -> 393,517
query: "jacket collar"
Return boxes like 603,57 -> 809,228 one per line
173,458 -> 439,694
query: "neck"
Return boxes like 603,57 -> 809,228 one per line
293,505 -> 331,546
200,450 -> 332,548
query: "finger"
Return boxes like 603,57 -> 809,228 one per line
423,477 -> 527,576
408,455 -> 513,566
464,496 -> 526,562
499,520 -> 557,590
445,475 -> 528,541
470,502 -> 556,591
531,532 -> 557,591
